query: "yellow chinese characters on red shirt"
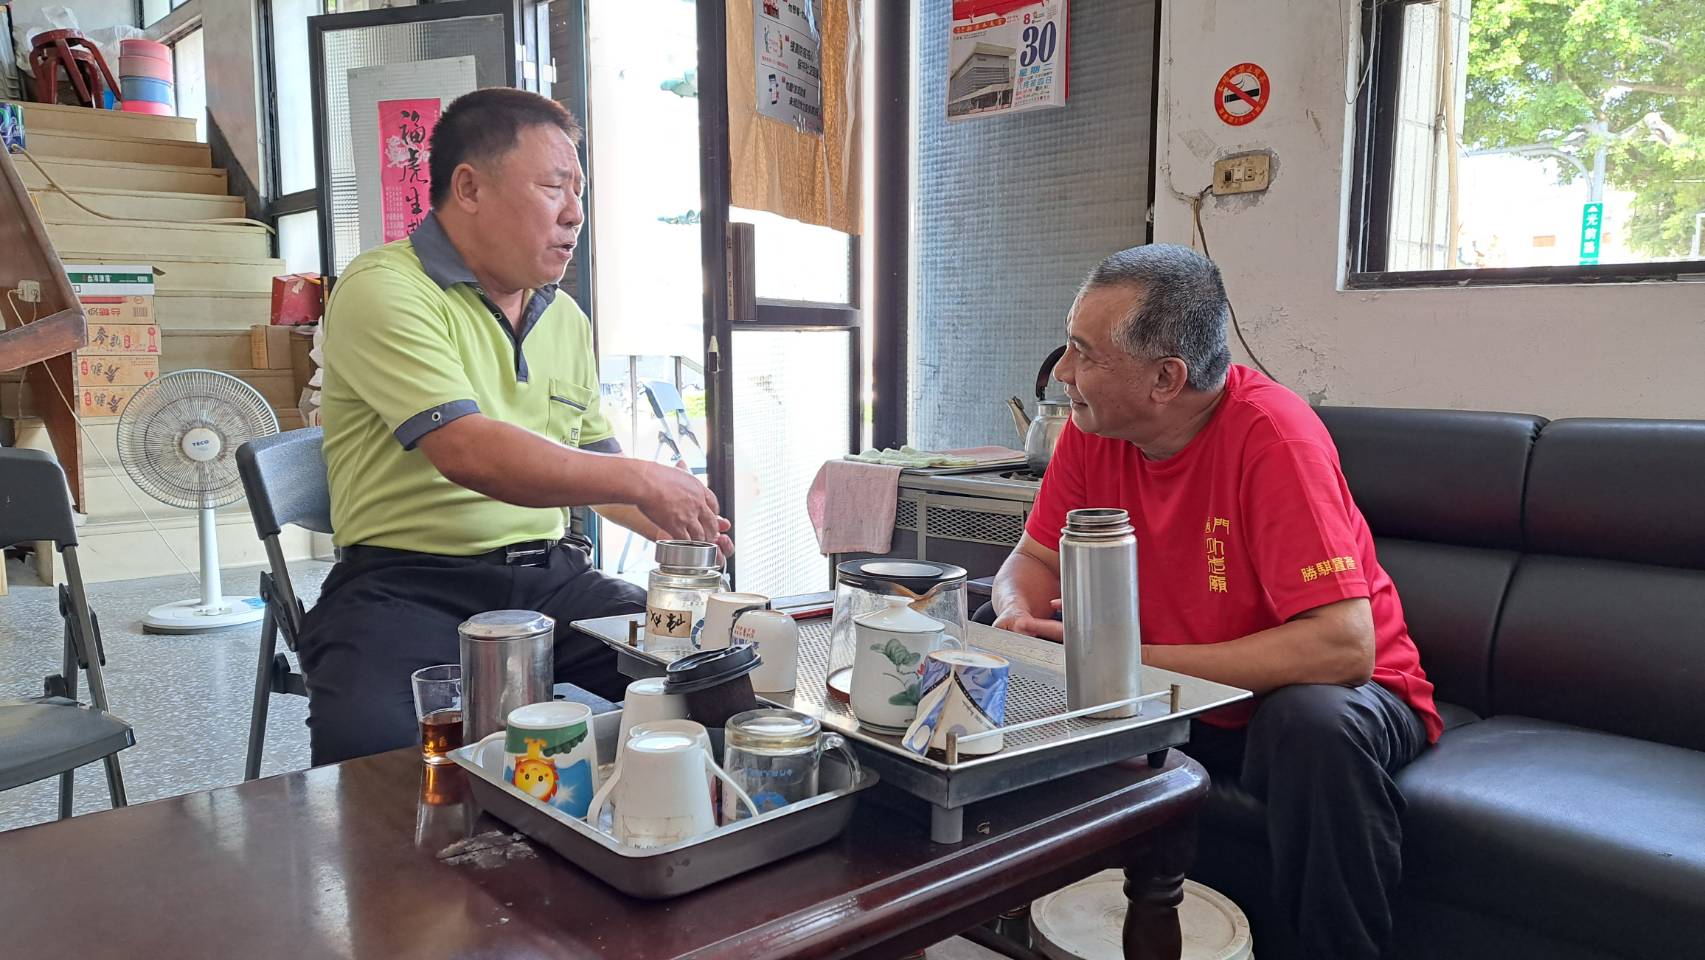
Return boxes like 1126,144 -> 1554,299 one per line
1204,517 -> 1230,594
1300,555 -> 1357,583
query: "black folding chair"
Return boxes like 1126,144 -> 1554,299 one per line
235,427 -> 331,780
0,448 -> 132,817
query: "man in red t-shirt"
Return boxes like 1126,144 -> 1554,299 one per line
990,244 -> 1437,959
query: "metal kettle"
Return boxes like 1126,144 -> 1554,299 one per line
1007,345 -> 1070,475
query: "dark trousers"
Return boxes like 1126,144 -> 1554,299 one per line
297,542 -> 646,766
1186,682 -> 1428,960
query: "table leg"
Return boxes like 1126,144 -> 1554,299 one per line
1121,817 -> 1196,960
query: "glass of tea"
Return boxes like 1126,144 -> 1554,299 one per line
411,664 -> 464,765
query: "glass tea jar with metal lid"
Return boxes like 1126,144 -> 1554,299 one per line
644,540 -> 728,656
826,559 -> 968,699
720,708 -> 861,820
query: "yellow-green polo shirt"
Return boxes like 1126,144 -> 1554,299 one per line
320,212 -> 613,554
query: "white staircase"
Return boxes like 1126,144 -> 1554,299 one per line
5,101 -> 320,584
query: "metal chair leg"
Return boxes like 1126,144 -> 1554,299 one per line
58,769 -> 73,820
102,753 -> 127,808
245,585 -> 280,781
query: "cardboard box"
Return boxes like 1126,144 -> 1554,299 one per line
80,295 -> 154,324
74,354 -> 159,387
250,323 -> 294,369
62,265 -> 157,297
82,323 -> 161,356
76,383 -> 145,420
271,273 -> 324,326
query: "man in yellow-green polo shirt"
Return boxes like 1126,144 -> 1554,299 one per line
299,88 -> 730,765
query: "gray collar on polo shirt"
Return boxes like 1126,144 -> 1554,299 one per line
409,210 -> 561,383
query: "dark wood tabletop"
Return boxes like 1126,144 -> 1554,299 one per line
0,747 -> 1206,960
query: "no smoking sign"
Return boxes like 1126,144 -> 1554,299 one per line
1215,62 -> 1269,126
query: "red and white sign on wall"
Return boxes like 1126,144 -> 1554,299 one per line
378,98 -> 441,243
1214,62 -> 1269,126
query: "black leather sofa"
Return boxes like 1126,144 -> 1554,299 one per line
1189,408 -> 1705,960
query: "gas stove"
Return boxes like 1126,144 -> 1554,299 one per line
834,467 -> 1045,580
897,467 -> 1043,501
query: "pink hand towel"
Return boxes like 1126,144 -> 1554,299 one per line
807,459 -> 903,555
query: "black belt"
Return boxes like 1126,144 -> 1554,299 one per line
340,538 -> 564,568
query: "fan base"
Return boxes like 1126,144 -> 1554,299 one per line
143,597 -> 266,634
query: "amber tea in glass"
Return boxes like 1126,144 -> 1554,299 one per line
411,664 -> 463,765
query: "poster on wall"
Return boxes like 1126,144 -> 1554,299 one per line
347,57 -> 477,258
377,99 -> 440,243
754,0 -> 823,134
947,0 -> 1068,121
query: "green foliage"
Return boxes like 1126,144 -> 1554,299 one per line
1463,0 -> 1705,256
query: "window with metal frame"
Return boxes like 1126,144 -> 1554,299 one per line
1347,0 -> 1705,288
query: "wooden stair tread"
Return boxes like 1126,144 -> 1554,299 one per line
22,154 -> 227,177
28,183 -> 244,204
42,217 -> 266,236
18,102 -> 199,142
23,129 -> 212,167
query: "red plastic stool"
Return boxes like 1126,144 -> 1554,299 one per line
28,29 -> 120,109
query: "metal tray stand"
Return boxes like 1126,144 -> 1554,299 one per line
577,616 -> 1251,842
450,707 -> 879,898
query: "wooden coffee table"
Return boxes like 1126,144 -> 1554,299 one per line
0,747 -> 1206,959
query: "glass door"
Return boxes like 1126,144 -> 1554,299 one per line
573,0 -> 711,587
573,0 -> 862,596
697,0 -> 863,597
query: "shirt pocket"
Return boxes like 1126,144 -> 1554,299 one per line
547,379 -> 595,447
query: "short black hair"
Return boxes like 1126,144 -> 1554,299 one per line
428,88 -> 582,208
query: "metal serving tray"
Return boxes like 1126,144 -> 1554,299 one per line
449,707 -> 878,898
576,615 -> 1251,842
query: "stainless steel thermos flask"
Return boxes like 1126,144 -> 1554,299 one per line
1060,508 -> 1142,718
459,610 -> 555,744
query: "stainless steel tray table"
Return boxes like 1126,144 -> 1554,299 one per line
449,706 -> 878,898
575,615 -> 1251,842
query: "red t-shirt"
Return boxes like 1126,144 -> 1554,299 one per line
1026,364 -> 1442,742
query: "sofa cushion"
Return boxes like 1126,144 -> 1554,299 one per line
1316,406 -> 1543,550
1525,418 -> 1705,569
1375,538 -> 1514,716
1397,716 -> 1705,958
1494,554 -> 1705,751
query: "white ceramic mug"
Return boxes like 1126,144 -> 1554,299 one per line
701,592 -> 771,651
587,729 -> 758,848
734,608 -> 801,693
627,718 -> 719,818
617,676 -> 689,757
850,604 -> 963,733
472,700 -> 601,818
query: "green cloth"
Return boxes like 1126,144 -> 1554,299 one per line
846,446 -> 979,468
320,224 -> 610,554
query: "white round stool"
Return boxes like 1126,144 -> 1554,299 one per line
1030,871 -> 1253,960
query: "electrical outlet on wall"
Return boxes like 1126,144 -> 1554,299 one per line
17,279 -> 41,302
1211,152 -> 1272,196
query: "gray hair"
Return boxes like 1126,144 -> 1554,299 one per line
1081,243 -> 1231,392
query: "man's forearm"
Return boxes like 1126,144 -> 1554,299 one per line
1142,599 -> 1375,694
992,547 -> 1059,619
420,414 -> 652,509
591,503 -> 668,543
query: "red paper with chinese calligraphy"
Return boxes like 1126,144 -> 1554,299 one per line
378,98 -> 440,243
